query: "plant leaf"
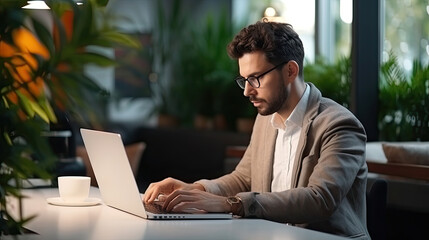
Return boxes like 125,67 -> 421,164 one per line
39,98 -> 57,123
31,16 -> 55,59
28,100 -> 49,123
100,31 -> 141,48
16,91 -> 34,118
72,0 -> 93,46
76,52 -> 116,67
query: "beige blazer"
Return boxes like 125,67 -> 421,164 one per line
198,83 -> 370,239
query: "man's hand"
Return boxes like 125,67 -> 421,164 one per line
143,177 -> 204,204
163,189 -> 231,214
143,177 -> 231,214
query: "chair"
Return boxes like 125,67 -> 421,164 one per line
366,178 -> 388,240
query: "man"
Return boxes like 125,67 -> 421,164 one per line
144,20 -> 369,239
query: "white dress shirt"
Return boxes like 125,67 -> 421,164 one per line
270,84 -> 310,192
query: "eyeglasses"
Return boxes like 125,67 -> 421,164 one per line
235,61 -> 288,89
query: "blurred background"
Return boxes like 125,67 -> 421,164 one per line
2,0 -> 428,237
78,0 -> 428,142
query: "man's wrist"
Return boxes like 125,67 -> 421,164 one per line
191,183 -> 205,191
226,196 -> 244,216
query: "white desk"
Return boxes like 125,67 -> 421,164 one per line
5,187 -> 348,240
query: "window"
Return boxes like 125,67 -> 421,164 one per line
233,0 -> 315,62
382,0 -> 429,73
316,0 -> 352,62
233,0 -> 355,63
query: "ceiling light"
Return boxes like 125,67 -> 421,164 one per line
22,1 -> 50,9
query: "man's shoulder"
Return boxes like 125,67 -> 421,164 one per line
313,98 -> 364,130
307,82 -> 354,118
319,97 -> 351,114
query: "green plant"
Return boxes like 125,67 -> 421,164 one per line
379,53 -> 429,141
175,9 -> 240,128
303,56 -> 351,108
150,0 -> 188,121
0,0 -> 138,234
304,52 -> 429,141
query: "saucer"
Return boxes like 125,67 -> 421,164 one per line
47,197 -> 102,207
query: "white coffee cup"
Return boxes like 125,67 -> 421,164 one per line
58,176 -> 91,203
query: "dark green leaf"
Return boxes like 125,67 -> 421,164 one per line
72,0 -> 93,46
95,0 -> 109,7
100,31 -> 141,48
31,17 -> 55,59
76,52 -> 117,67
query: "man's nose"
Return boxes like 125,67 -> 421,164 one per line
243,82 -> 255,97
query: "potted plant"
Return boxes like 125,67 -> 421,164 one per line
175,9 -> 239,130
0,0 -> 138,234
150,0 -> 187,127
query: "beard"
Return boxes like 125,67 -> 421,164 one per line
250,84 -> 288,116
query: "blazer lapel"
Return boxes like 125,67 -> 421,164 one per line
261,120 -> 277,192
291,83 -> 320,188
291,119 -> 311,188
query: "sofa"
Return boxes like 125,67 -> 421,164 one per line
365,142 -> 429,240
365,141 -> 429,212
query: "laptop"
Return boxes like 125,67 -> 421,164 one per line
80,128 -> 232,220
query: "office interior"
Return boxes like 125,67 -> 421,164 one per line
2,0 -> 429,239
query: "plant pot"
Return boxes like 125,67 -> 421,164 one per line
158,114 -> 179,128
236,118 -> 255,134
214,114 -> 227,131
194,114 -> 213,130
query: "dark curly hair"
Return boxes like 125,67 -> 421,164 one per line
227,20 -> 305,77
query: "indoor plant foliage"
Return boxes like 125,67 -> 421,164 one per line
150,0 -> 187,126
304,53 -> 429,141
175,10 -> 241,129
151,3 -> 249,131
0,0 -> 138,234
303,56 -> 351,108
378,53 -> 429,141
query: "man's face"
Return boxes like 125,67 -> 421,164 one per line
238,52 -> 289,116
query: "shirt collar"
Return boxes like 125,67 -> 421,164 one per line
271,83 -> 310,130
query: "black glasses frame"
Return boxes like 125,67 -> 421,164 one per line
234,61 -> 288,89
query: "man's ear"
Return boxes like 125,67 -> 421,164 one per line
286,60 -> 299,79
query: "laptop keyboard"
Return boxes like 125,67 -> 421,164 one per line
144,202 -> 168,214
